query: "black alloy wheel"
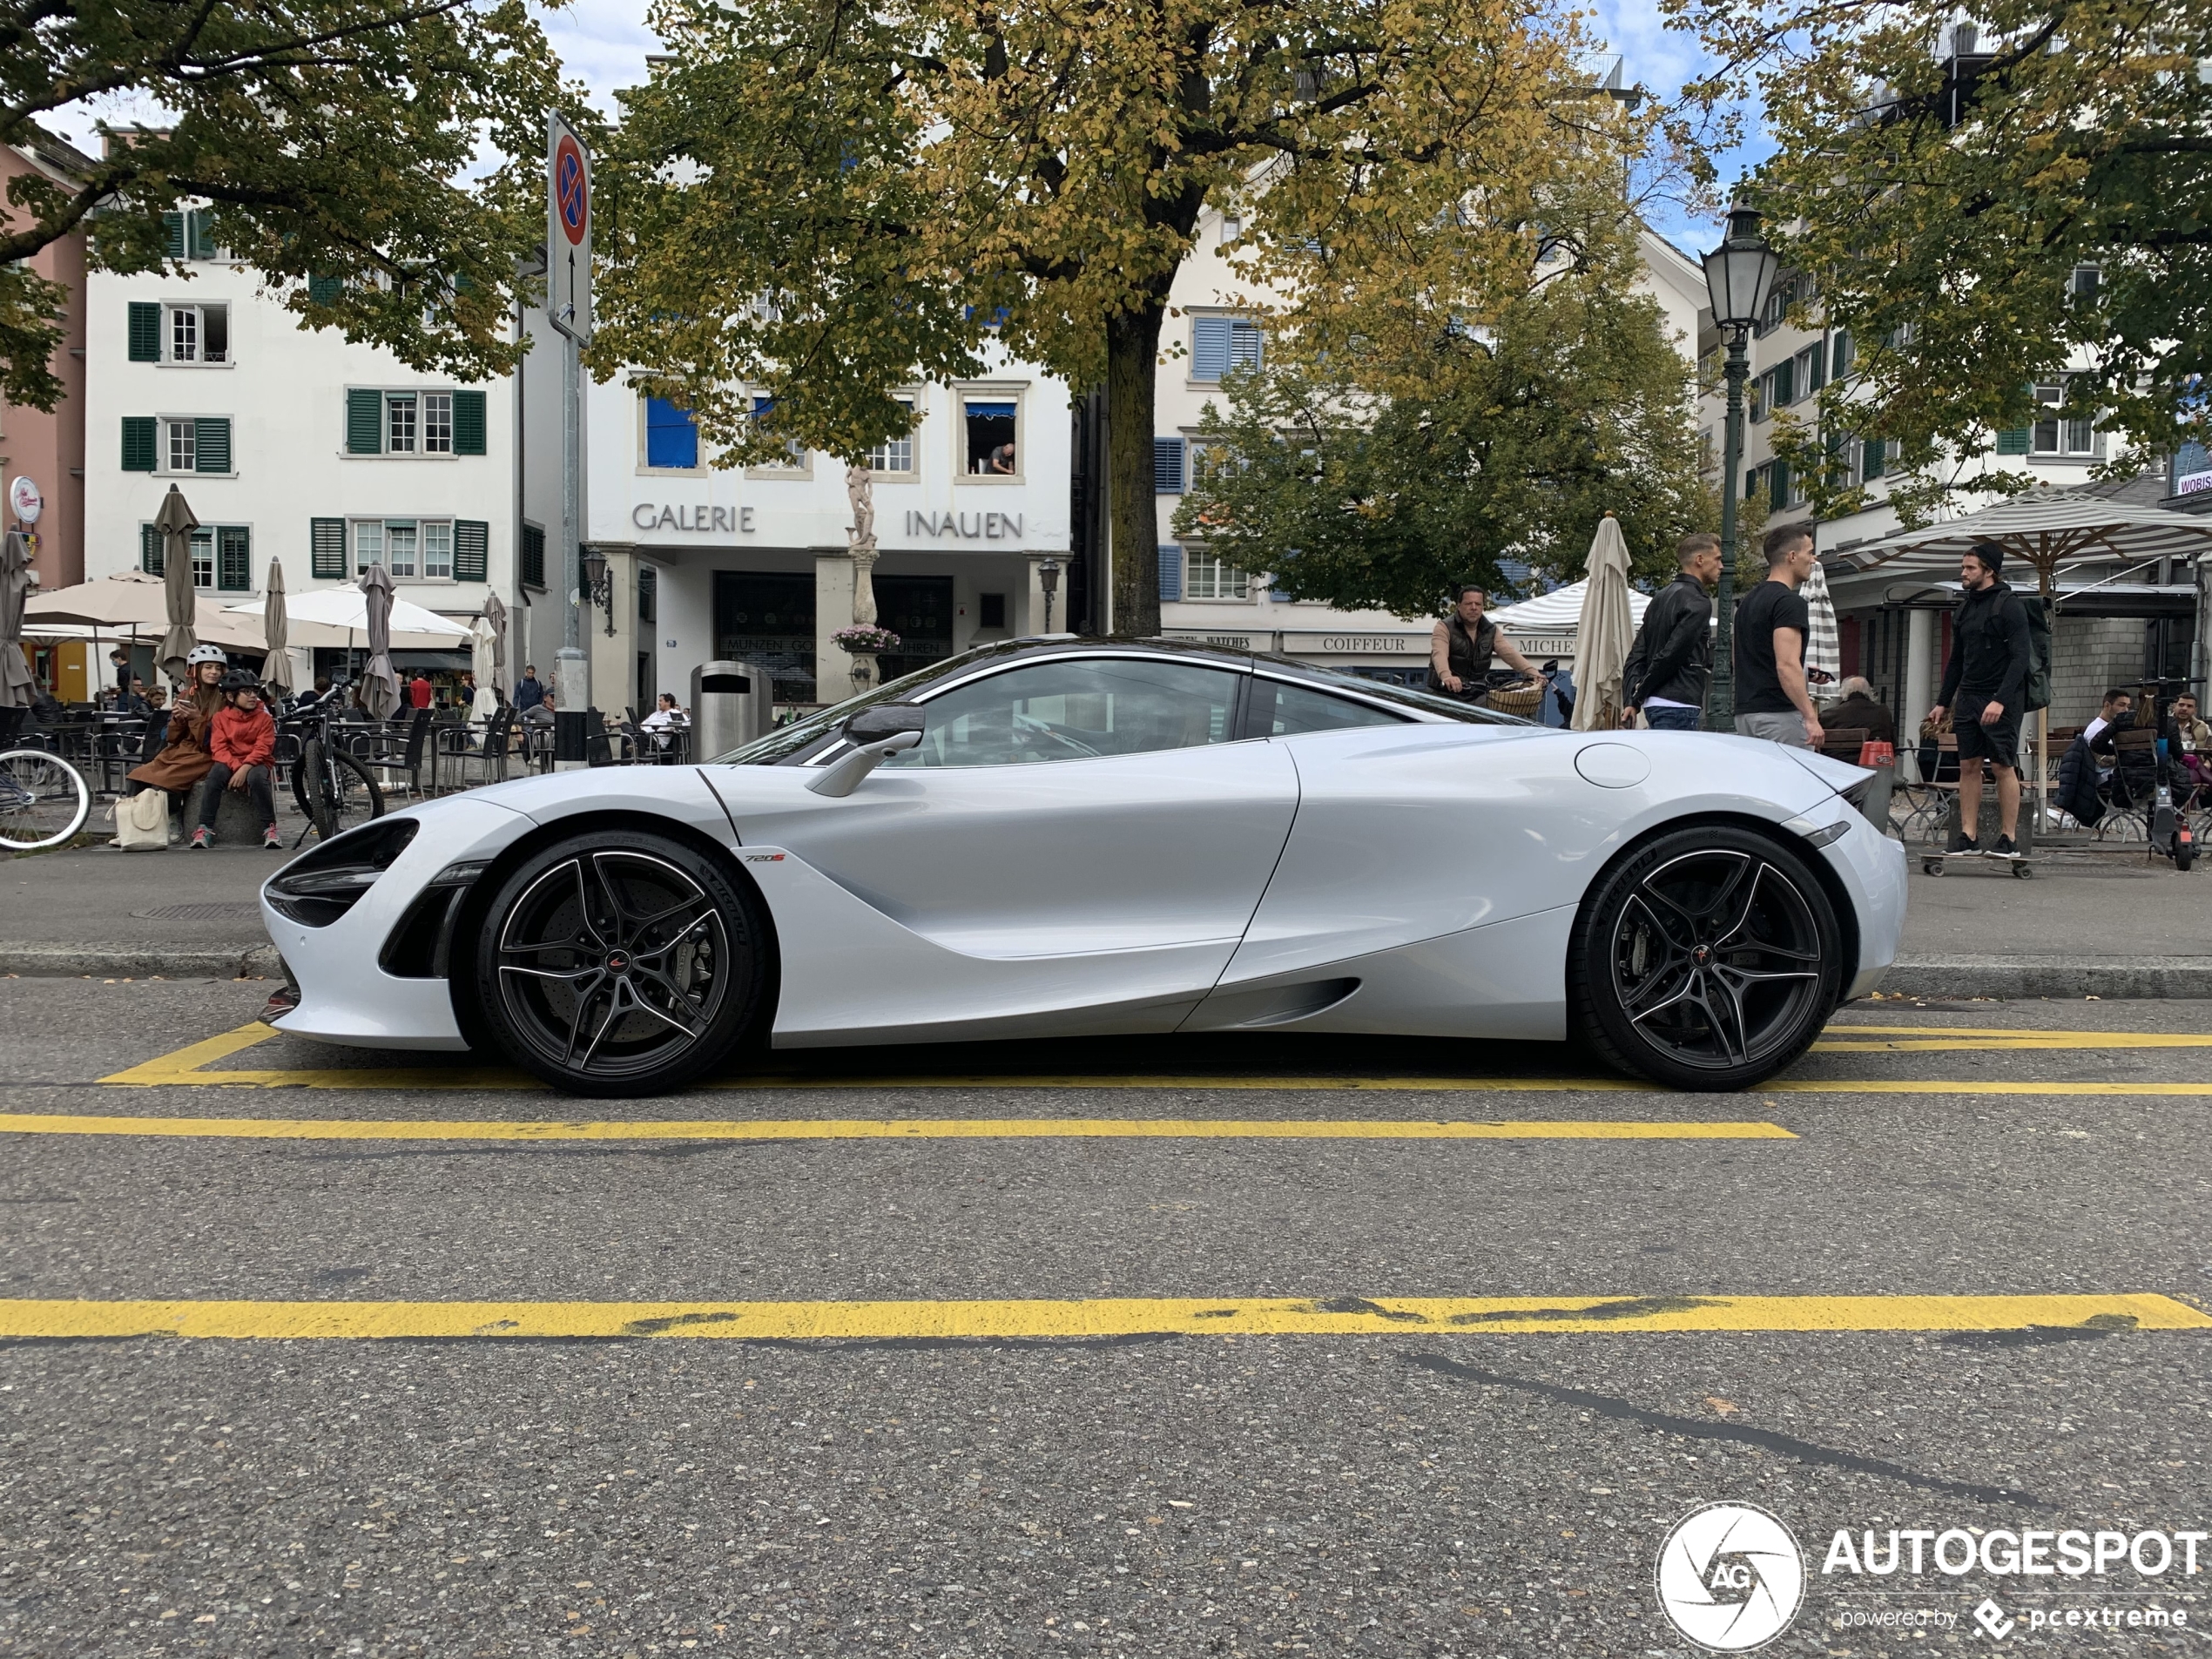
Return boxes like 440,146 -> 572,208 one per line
1570,825 -> 1841,1090
473,831 -> 765,1096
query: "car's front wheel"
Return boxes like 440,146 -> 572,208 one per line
472,830 -> 766,1096
1570,825 -> 1841,1090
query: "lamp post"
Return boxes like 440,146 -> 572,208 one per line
1699,205 -> 1779,732
1038,558 -> 1062,635
579,547 -> 615,637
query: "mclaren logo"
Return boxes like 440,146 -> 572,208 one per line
1656,1501 -> 1806,1651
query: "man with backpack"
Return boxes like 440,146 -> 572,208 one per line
1927,539 -> 2033,856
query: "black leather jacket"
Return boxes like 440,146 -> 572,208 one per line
1623,572 -> 1713,708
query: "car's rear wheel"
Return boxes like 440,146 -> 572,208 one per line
472,830 -> 765,1096
1569,826 -> 1841,1091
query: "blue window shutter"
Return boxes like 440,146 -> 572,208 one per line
195,417 -> 231,474
1229,320 -> 1263,373
140,523 -> 164,576
452,389 -> 487,455
128,303 -> 162,361
311,518 -> 347,579
217,526 -> 251,591
1192,317 -> 1231,380
453,520 -> 489,583
1153,437 -> 1184,494
347,388 -> 383,455
1158,543 -> 1183,602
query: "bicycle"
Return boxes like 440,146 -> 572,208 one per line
280,678 -> 385,844
0,747 -> 92,852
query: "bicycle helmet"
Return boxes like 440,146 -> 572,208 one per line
186,644 -> 228,667
219,670 -> 260,694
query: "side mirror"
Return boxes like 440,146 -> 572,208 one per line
843,703 -> 925,745
808,702 -> 927,797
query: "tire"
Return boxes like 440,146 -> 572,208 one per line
0,751 -> 91,851
2176,839 -> 2195,873
297,741 -> 384,841
471,830 -> 766,1096
1569,825 -> 1843,1091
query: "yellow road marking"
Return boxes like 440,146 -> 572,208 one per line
0,1293 -> 2199,1342
1817,1028 -> 2212,1052
0,1113 -> 1792,1143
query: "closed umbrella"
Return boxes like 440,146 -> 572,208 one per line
0,530 -> 36,711
358,566 -> 401,720
154,485 -> 199,684
1569,515 -> 1635,732
1800,555 -> 1840,688
469,617 -> 499,723
260,556 -> 292,697
482,591 -> 509,714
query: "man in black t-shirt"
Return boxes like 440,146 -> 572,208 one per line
1732,523 -> 1825,749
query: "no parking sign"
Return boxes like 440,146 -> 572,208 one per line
546,113 -> 592,341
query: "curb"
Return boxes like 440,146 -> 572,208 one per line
0,943 -> 281,980
1881,955 -> 2212,1001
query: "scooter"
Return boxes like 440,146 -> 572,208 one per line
2148,740 -> 2195,871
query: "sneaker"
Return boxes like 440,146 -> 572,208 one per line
1993,833 -> 2018,858
188,826 -> 212,850
1953,834 -> 1979,856
263,826 -> 285,851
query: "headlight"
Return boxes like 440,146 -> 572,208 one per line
264,817 -> 420,927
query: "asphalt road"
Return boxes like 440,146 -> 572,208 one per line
0,981 -> 2207,1656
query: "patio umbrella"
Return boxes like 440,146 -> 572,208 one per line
469,616 -> 500,722
225,584 -> 472,642
358,565 -> 401,720
0,530 -> 36,711
1568,515 -> 1635,732
260,556 -> 292,697
1800,555 -> 1840,688
154,485 -> 199,683
482,590 -> 509,708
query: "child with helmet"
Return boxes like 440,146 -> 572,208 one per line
193,671 -> 283,850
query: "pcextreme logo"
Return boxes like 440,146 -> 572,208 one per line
1656,1501 -> 1807,1652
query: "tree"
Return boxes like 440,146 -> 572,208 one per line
597,0 -> 1632,633
1170,233 -> 1705,618
1672,0 -> 2212,522
0,0 -> 570,411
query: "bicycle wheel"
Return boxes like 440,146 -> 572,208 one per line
306,742 -> 385,841
0,750 -> 92,852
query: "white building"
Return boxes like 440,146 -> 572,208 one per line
577,344 -> 1072,713
83,205 -> 522,689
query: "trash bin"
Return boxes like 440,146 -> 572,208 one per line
691,660 -> 769,759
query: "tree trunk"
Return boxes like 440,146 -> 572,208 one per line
1105,304 -> 1165,637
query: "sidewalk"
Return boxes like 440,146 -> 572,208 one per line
9,827 -> 2210,994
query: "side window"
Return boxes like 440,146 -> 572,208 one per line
884,658 -> 1244,769
1249,678 -> 1408,737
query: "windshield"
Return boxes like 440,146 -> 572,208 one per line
712,640 -> 1534,765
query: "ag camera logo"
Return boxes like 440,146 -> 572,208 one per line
1656,1501 -> 1806,1651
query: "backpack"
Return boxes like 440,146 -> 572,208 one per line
2021,593 -> 2053,714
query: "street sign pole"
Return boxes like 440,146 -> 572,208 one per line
547,114 -> 595,764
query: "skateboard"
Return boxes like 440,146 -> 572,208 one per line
1920,849 -> 2035,879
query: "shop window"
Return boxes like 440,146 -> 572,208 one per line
961,398 -> 1018,476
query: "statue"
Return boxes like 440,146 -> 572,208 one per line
845,463 -> 876,554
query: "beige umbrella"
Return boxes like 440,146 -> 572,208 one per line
260,556 -> 292,696
27,571 -> 269,656
482,591 -> 509,710
1569,515 -> 1635,732
0,530 -> 36,711
468,617 -> 499,723
154,485 -> 199,683
358,565 -> 401,720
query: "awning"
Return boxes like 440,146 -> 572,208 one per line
1833,486 -> 2212,574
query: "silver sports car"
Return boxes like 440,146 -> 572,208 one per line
261,637 -> 1906,1096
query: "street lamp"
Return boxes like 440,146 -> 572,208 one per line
1037,558 -> 1062,634
1699,204 -> 1779,732
579,546 -> 615,637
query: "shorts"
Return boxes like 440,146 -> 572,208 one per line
1953,696 -> 2022,770
1735,710 -> 1811,748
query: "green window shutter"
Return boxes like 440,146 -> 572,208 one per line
1994,425 -> 2031,455
520,523 -> 545,590
128,302 -> 163,361
195,417 -> 231,474
453,519 -> 489,583
161,212 -> 185,260
308,273 -> 342,305
1770,460 -> 1791,510
1863,437 -> 1886,481
310,518 -> 347,579
121,415 -> 157,472
452,388 -> 487,455
217,526 -> 252,591
188,210 -> 218,260
347,388 -> 384,455
140,523 -> 164,576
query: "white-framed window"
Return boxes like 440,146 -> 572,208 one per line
865,395 -> 919,475
167,303 -> 228,364
1185,547 -> 1250,601
387,394 -> 418,455
354,517 -> 456,580
422,392 -> 453,455
2030,381 -> 2096,456
165,419 -> 195,474
747,395 -> 809,475
957,389 -> 1022,480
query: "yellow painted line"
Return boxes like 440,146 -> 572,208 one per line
1827,1027 -> 2212,1039
1770,1080 -> 2212,1097
0,1293 -> 2201,1342
0,1112 -> 1794,1143
1817,1030 -> 2212,1052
